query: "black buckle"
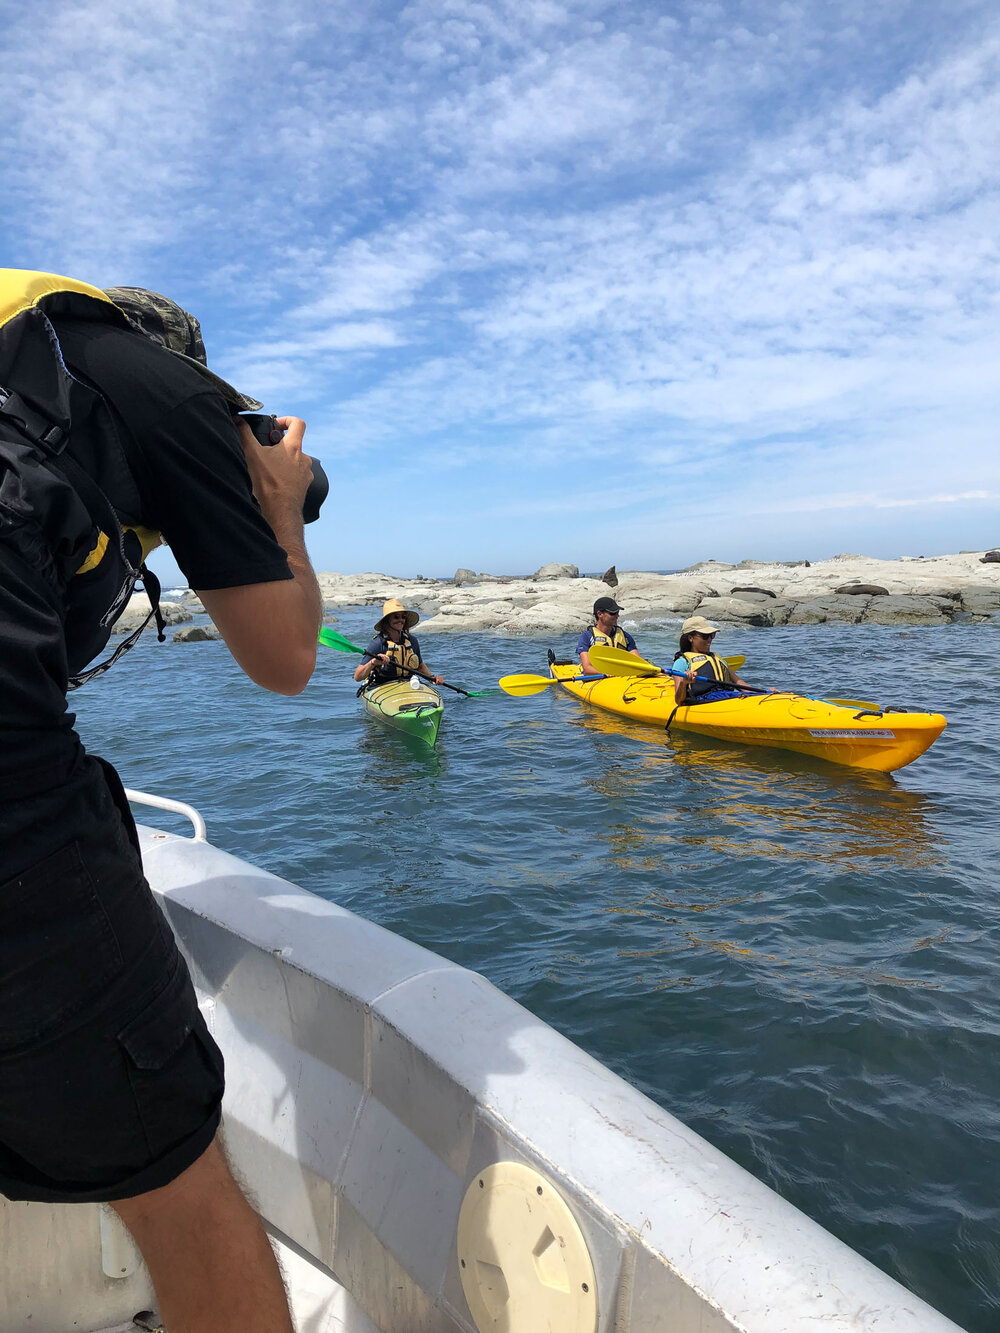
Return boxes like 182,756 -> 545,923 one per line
0,391 -> 67,453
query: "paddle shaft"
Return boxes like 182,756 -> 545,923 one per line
626,665 -> 764,691
319,626 -> 492,696
368,665 -> 473,697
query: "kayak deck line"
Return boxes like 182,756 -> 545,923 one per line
549,663 -> 946,772
360,677 -> 444,747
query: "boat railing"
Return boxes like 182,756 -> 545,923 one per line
124,787 -> 207,841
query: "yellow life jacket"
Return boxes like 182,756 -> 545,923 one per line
373,633 -> 421,683
589,625 -> 630,651
0,269 -> 165,687
680,650 -> 733,698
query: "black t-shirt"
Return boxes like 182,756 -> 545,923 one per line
53,318 -> 292,590
0,318 -> 292,795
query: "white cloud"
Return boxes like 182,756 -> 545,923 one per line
2,0 -> 998,568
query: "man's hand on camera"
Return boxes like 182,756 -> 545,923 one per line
198,413 -> 322,696
236,415 -> 314,529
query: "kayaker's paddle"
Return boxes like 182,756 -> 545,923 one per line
588,644 -> 772,693
589,645 -> 882,709
589,645 -> 746,678
393,669 -> 501,698
418,675 -> 502,699
499,672 -> 605,697
318,626 -> 500,697
318,626 -> 369,654
502,646 -> 745,699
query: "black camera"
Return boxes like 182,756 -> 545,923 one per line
240,413 -> 329,525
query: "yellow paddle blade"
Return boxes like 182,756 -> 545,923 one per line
826,697 -> 881,711
588,645 -> 661,676
498,673 -> 559,696
590,645 -> 747,677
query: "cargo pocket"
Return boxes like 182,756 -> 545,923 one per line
117,959 -> 225,1160
0,841 -> 124,1052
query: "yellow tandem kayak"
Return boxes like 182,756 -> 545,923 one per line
548,662 -> 946,773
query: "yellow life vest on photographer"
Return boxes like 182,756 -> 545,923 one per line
589,625 -> 630,651
0,269 -> 165,688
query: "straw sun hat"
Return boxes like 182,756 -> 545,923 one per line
374,598 -> 419,632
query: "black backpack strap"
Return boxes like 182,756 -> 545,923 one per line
140,563 -> 167,641
0,390 -> 68,453
66,558 -> 166,691
67,608 -> 156,690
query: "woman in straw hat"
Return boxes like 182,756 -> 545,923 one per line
672,615 -> 750,704
354,599 -> 444,690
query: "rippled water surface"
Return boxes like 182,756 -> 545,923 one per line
77,615 -> 1000,1331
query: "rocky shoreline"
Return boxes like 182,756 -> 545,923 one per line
314,552 -> 1000,633
119,550 -> 1000,639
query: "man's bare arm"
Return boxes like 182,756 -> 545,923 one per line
198,417 -> 322,696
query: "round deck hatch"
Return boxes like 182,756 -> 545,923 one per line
457,1161 -> 598,1332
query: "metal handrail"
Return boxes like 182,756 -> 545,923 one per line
124,788 -> 207,842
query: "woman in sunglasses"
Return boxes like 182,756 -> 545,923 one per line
672,616 -> 751,704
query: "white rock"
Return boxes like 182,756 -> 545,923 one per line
532,562 -> 580,580
310,553 -> 1000,633
112,595 -> 191,634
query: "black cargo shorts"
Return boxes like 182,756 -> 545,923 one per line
0,755 -> 225,1202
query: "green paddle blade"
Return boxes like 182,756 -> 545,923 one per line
319,626 -> 364,653
499,673 -> 560,696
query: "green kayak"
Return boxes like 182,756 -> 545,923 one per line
360,678 -> 444,747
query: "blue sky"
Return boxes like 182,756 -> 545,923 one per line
5,0 -> 999,579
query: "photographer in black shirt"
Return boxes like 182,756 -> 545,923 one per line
0,272 -> 321,1332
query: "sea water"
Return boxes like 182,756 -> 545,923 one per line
76,613 -> 1000,1332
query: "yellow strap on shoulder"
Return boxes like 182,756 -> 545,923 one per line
0,269 -> 116,330
75,530 -> 109,575
129,525 -> 161,561
76,526 -> 161,575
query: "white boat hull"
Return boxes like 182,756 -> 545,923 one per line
0,805 -> 965,1332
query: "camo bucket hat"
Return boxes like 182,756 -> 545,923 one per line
105,286 -> 262,412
